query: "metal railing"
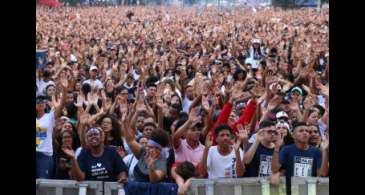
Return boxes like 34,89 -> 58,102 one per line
187,177 -> 287,195
36,177 -> 329,195
187,177 -> 329,195
36,179 -> 103,195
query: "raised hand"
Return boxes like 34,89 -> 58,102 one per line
236,124 -> 249,146
255,129 -> 265,143
188,107 -> 202,126
201,95 -> 210,112
59,75 -> 69,89
274,132 -> 284,148
321,133 -> 329,151
87,92 -> 99,106
102,98 -> 112,114
79,112 -> 91,126
62,146 -> 75,159
75,94 -> 85,107
146,149 -> 160,169
205,131 -> 213,148
52,95 -> 61,109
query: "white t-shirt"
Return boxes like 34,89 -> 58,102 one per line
182,96 -> 192,113
36,110 -> 55,156
83,79 -> 104,90
207,146 -> 244,179
123,154 -> 139,181
36,79 -> 55,96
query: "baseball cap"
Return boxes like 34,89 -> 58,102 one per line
36,95 -> 48,104
70,54 -> 77,63
290,87 -> 303,96
89,65 -> 98,72
252,39 -> 261,44
276,111 -> 289,120
276,121 -> 291,132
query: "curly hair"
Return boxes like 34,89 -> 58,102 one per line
97,114 -> 122,140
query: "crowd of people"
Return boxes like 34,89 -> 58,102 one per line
36,5 -> 329,195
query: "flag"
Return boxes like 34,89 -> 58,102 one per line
36,50 -> 48,69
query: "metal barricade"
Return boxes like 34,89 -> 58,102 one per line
291,177 -> 329,195
104,182 -> 126,195
36,179 -> 103,195
187,177 -> 287,195
35,177 -> 329,195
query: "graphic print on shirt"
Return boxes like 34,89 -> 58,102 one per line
36,121 -> 47,149
90,162 -> 109,180
294,156 -> 313,177
224,157 -> 236,178
259,154 -> 272,177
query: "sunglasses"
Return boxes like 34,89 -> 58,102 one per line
36,99 -> 47,104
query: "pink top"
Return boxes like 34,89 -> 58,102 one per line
174,139 -> 205,166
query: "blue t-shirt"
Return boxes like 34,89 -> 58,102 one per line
77,146 -> 128,181
244,143 -> 274,177
279,144 -> 322,178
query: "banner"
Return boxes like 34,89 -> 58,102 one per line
36,50 -> 48,69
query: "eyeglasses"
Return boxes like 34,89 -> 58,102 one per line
266,130 -> 278,135
308,130 -> 319,134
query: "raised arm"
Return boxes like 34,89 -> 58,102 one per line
62,146 -> 85,181
243,129 -> 264,164
271,133 -> 284,174
319,135 -> 329,177
199,132 -> 213,177
121,105 -> 142,158
173,107 -> 200,149
54,75 -> 69,118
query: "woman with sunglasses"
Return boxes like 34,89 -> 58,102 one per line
62,127 -> 128,182
36,77 -> 68,179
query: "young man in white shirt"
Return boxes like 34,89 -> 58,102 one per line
83,65 -> 104,90
201,124 -> 247,179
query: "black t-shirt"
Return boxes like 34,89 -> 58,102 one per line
66,104 -> 78,120
77,146 -> 128,181
53,153 -> 72,180
163,117 -> 175,134
107,138 -> 124,148
244,143 -> 274,177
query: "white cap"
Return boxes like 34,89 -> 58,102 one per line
89,65 -> 98,71
276,121 -> 291,132
252,39 -> 261,44
276,111 -> 288,119
70,54 -> 77,62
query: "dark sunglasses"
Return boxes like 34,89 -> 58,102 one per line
36,99 -> 47,104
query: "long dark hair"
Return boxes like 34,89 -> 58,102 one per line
55,125 -> 80,155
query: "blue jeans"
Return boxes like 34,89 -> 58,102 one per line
36,152 -> 54,179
